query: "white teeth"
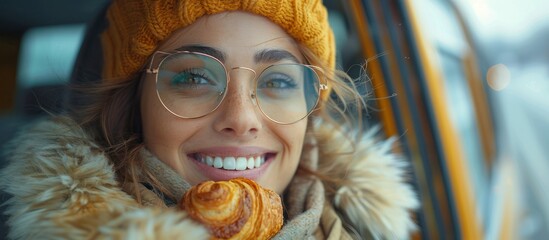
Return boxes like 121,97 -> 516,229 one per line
213,157 -> 223,169
254,156 -> 261,168
235,157 -> 247,170
206,156 -> 213,167
223,157 -> 236,170
198,155 -> 267,171
247,157 -> 255,169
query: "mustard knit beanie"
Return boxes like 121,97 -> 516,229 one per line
101,0 -> 335,99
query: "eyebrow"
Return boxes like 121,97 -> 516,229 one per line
176,45 -> 226,62
175,45 -> 300,64
254,49 -> 300,64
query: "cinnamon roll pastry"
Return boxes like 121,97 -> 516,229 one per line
181,178 -> 283,239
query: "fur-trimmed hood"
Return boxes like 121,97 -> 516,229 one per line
0,117 -> 418,239
313,121 -> 419,239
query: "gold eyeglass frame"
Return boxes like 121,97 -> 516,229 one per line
146,50 -> 328,125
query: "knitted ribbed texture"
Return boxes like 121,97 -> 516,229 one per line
101,0 -> 335,99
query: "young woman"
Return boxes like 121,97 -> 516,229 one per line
0,0 -> 419,239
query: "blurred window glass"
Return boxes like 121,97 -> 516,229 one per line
17,24 -> 85,89
438,49 -> 488,217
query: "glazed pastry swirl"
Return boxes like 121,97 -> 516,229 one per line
181,178 -> 283,239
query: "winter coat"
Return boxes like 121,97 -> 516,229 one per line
0,116 -> 418,239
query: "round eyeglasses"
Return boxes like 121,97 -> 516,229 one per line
146,51 -> 327,124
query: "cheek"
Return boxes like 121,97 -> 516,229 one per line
286,123 -> 307,166
141,78 -> 192,163
267,120 -> 308,193
142,78 -> 168,142
141,78 -> 211,185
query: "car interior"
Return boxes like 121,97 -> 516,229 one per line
0,0 -> 367,236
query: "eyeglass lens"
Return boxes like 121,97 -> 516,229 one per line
156,52 -> 320,124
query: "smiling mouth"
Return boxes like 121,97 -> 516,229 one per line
191,153 -> 275,171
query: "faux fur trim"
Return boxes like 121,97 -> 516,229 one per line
0,117 -> 208,239
315,122 -> 420,239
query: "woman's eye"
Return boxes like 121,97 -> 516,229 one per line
171,69 -> 213,88
259,73 -> 298,89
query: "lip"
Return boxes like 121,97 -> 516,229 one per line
187,146 -> 276,181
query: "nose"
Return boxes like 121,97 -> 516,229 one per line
212,68 -> 262,139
